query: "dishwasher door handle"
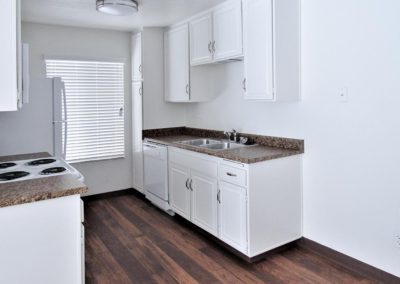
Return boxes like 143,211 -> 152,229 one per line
144,144 -> 157,149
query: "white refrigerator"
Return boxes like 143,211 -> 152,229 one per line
0,77 -> 66,158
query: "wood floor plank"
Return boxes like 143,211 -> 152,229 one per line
85,230 -> 132,283
84,193 -> 386,284
280,247 -> 377,284
91,201 -> 179,284
200,245 -> 280,284
86,205 -> 157,284
116,196 -> 209,250
108,197 -> 244,283
107,196 -> 222,283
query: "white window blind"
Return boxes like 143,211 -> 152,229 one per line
46,59 -> 125,163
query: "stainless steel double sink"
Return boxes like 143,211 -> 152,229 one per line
177,138 -> 247,150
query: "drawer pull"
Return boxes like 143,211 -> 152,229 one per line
226,172 -> 237,177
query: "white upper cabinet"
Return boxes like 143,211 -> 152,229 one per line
243,0 -> 274,100
212,0 -> 243,61
243,0 -> 300,101
190,15 -> 213,65
164,24 -> 190,102
189,0 -> 243,66
0,0 -> 19,111
131,33 -> 143,81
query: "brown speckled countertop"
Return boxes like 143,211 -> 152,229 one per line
0,153 -> 88,208
143,127 -> 304,164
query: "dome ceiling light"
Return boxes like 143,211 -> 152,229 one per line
96,0 -> 139,16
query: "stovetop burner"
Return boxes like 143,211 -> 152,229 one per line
40,167 -> 67,175
27,159 -> 57,166
0,171 -> 30,181
0,162 -> 17,169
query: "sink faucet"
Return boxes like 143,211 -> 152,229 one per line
224,131 -> 231,141
224,129 -> 237,142
232,129 -> 237,142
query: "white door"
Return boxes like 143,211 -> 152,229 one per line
243,0 -> 274,100
219,182 -> 247,253
164,24 -> 190,102
0,0 -> 18,111
169,163 -> 191,220
190,14 -> 213,65
132,81 -> 144,192
190,170 -> 218,236
131,33 -> 143,81
212,0 -> 243,61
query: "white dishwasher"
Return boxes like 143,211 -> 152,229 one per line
143,141 -> 174,215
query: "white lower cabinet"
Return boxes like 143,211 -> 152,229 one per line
191,170 -> 218,236
169,146 -> 302,258
219,181 -> 247,253
169,148 -> 219,236
169,162 -> 191,220
0,195 -> 84,284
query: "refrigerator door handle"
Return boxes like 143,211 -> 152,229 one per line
61,82 -> 68,159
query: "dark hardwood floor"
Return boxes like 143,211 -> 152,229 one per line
84,192 -> 380,284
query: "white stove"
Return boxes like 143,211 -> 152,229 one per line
0,157 -> 84,183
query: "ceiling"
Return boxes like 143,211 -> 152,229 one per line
22,0 -> 225,31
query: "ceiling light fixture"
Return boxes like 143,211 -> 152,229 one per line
96,0 -> 139,16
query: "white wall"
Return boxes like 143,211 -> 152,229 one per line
185,0 -> 400,277
141,28 -> 186,130
0,22 -> 133,196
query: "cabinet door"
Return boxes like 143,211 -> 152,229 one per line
219,182 -> 247,253
131,33 -> 143,81
0,0 -> 18,111
132,82 -> 144,192
212,0 -> 243,61
190,14 -> 213,65
190,170 -> 218,236
243,0 -> 274,100
164,25 -> 190,102
169,163 -> 191,220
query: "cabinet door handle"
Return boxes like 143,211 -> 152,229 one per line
139,64 -> 142,74
226,172 -> 237,177
139,87 -> 143,96
208,42 -> 212,53
189,179 -> 193,191
242,78 -> 247,91
217,189 -> 221,204
186,84 -> 190,95
212,41 -> 216,53
185,178 -> 189,190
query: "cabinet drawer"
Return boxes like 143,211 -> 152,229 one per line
219,164 -> 247,187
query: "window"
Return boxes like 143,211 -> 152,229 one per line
46,59 -> 125,163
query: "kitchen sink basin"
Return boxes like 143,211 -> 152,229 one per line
178,139 -> 221,146
177,139 -> 250,151
201,142 -> 246,150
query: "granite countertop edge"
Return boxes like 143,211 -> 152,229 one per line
0,153 -> 88,209
0,186 -> 88,209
